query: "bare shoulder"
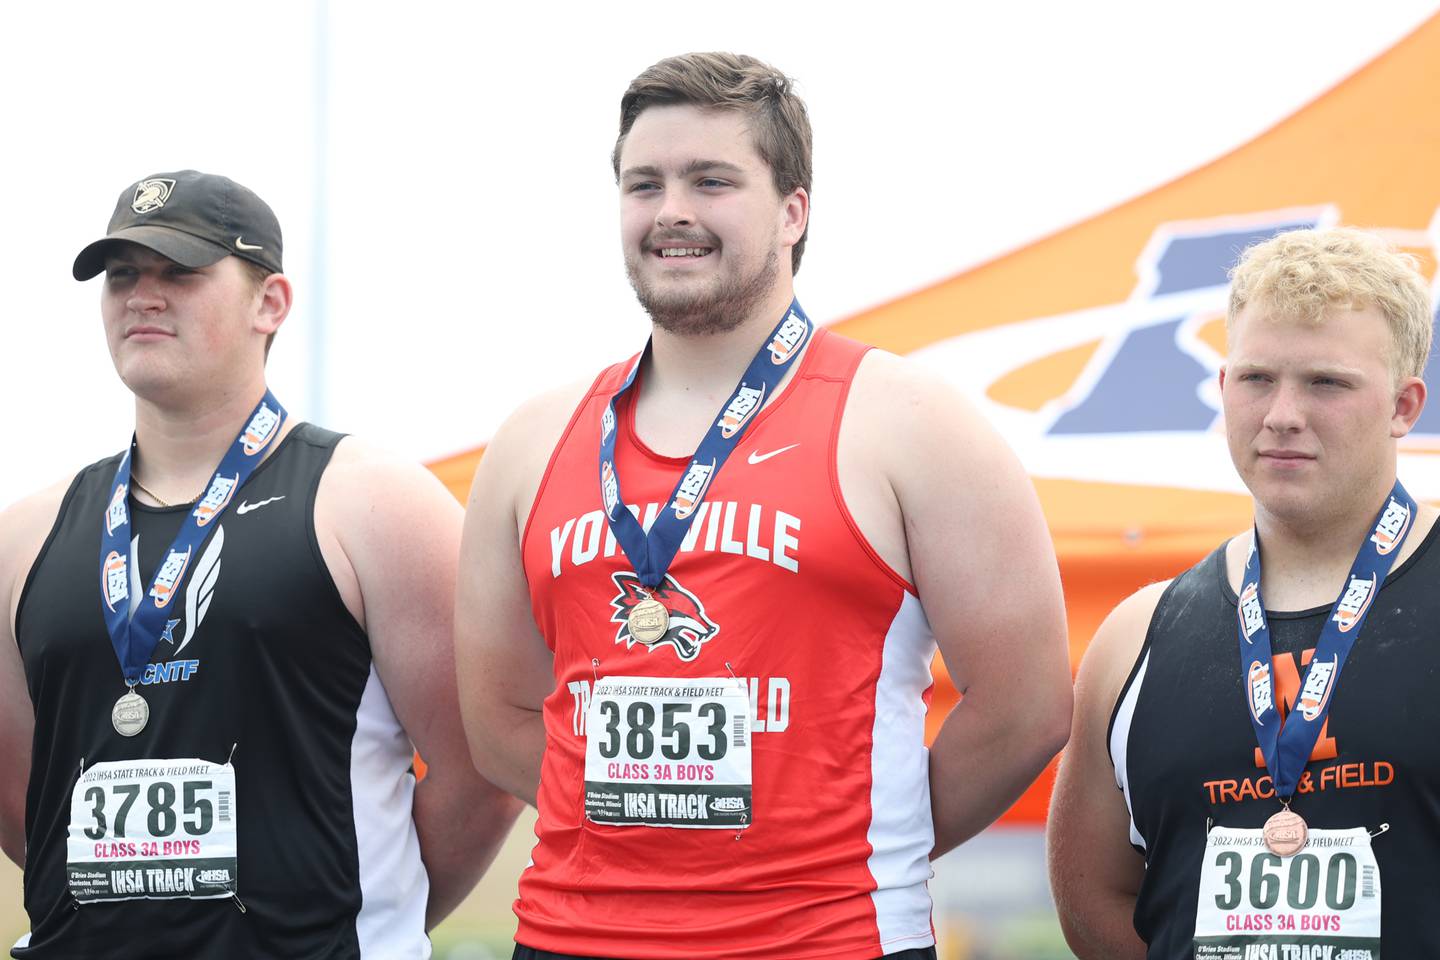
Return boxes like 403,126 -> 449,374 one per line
312,434 -> 465,631
847,348 -> 992,434
838,347 -> 1034,583
484,378 -> 593,471
1055,579 -> 1172,813
469,377 -> 596,525
1078,579 -> 1171,709
1,476 -> 76,630
321,434 -> 455,506
844,347 -> 1021,488
315,435 -> 462,576
0,477 -> 73,543
847,346 -> 938,389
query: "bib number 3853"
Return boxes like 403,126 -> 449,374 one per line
67,758 -> 238,903
1194,826 -> 1381,960
584,676 -> 752,829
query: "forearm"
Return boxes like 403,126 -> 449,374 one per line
467,706 -> 547,808
412,763 -> 523,930
928,697 -> 1068,858
1055,890 -> 1146,960
0,776 -> 26,868
0,817 -> 24,869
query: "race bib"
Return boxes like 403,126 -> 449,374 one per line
67,758 -> 238,904
584,676 -> 752,829
1194,826 -> 1381,959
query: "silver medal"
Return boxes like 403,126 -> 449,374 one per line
111,689 -> 149,737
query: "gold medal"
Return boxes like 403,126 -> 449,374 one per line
111,688 -> 149,737
1262,807 -> 1308,856
627,597 -> 670,645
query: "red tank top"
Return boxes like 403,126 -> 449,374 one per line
516,330 -> 937,959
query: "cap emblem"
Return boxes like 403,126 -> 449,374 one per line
131,178 -> 176,214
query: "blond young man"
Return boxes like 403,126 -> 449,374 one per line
455,53 -> 1072,960
0,171 -> 519,958
1049,227 -> 1437,958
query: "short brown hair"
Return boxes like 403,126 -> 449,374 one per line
614,52 -> 813,274
1228,227 -> 1434,380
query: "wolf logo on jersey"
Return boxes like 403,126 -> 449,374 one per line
609,572 -> 718,662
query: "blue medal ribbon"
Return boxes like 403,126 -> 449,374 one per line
99,391 -> 287,685
598,300 -> 813,588
1237,480 -> 1415,798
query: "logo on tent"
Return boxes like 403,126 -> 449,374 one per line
914,208 -> 1440,493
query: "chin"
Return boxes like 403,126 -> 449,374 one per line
117,363 -> 191,403
646,303 -> 750,337
1243,471 -> 1308,509
1255,483 -> 1359,531
1256,495 -> 1315,524
629,252 -> 778,337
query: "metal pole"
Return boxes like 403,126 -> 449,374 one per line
308,0 -> 331,423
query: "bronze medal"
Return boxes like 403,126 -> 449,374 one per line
1262,807 -> 1308,856
627,597 -> 670,645
111,689 -> 149,737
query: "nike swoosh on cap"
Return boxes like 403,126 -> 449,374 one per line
234,236 -> 264,251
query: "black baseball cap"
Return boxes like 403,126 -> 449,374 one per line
73,170 -> 283,281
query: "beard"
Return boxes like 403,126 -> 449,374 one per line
626,241 -> 780,337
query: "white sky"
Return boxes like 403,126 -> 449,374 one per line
3,1 -> 1436,507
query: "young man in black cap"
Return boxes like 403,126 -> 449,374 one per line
0,170 -> 519,958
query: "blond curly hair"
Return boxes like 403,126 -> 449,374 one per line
1228,226 -> 1434,379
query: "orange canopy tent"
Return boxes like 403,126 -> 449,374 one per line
429,14 -> 1440,825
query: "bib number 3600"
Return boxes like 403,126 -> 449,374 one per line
1193,826 -> 1381,959
584,676 -> 752,829
67,758 -> 238,904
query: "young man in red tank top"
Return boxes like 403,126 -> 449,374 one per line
456,53 -> 1072,960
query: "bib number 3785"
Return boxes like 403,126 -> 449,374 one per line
67,758 -> 238,903
584,676 -> 752,829
1193,826 -> 1381,960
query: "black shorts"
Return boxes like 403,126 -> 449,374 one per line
513,946 -> 937,960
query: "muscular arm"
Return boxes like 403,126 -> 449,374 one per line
842,352 -> 1072,857
0,482 -> 69,867
1047,583 -> 1164,959
318,442 -> 522,929
454,389 -> 581,807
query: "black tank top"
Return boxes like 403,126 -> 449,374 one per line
14,424 -> 429,959
1109,526 -> 1440,958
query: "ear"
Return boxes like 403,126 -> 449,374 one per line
254,273 -> 293,337
1391,375 -> 1426,438
1217,364 -> 1228,393
779,186 -> 809,249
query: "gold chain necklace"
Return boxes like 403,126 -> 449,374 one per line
130,475 -> 198,508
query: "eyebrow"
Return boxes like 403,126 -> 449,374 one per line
1231,360 -> 1369,378
620,159 -> 746,179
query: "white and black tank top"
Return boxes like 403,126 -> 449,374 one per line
13,424 -> 429,959
1108,526 -> 1440,958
